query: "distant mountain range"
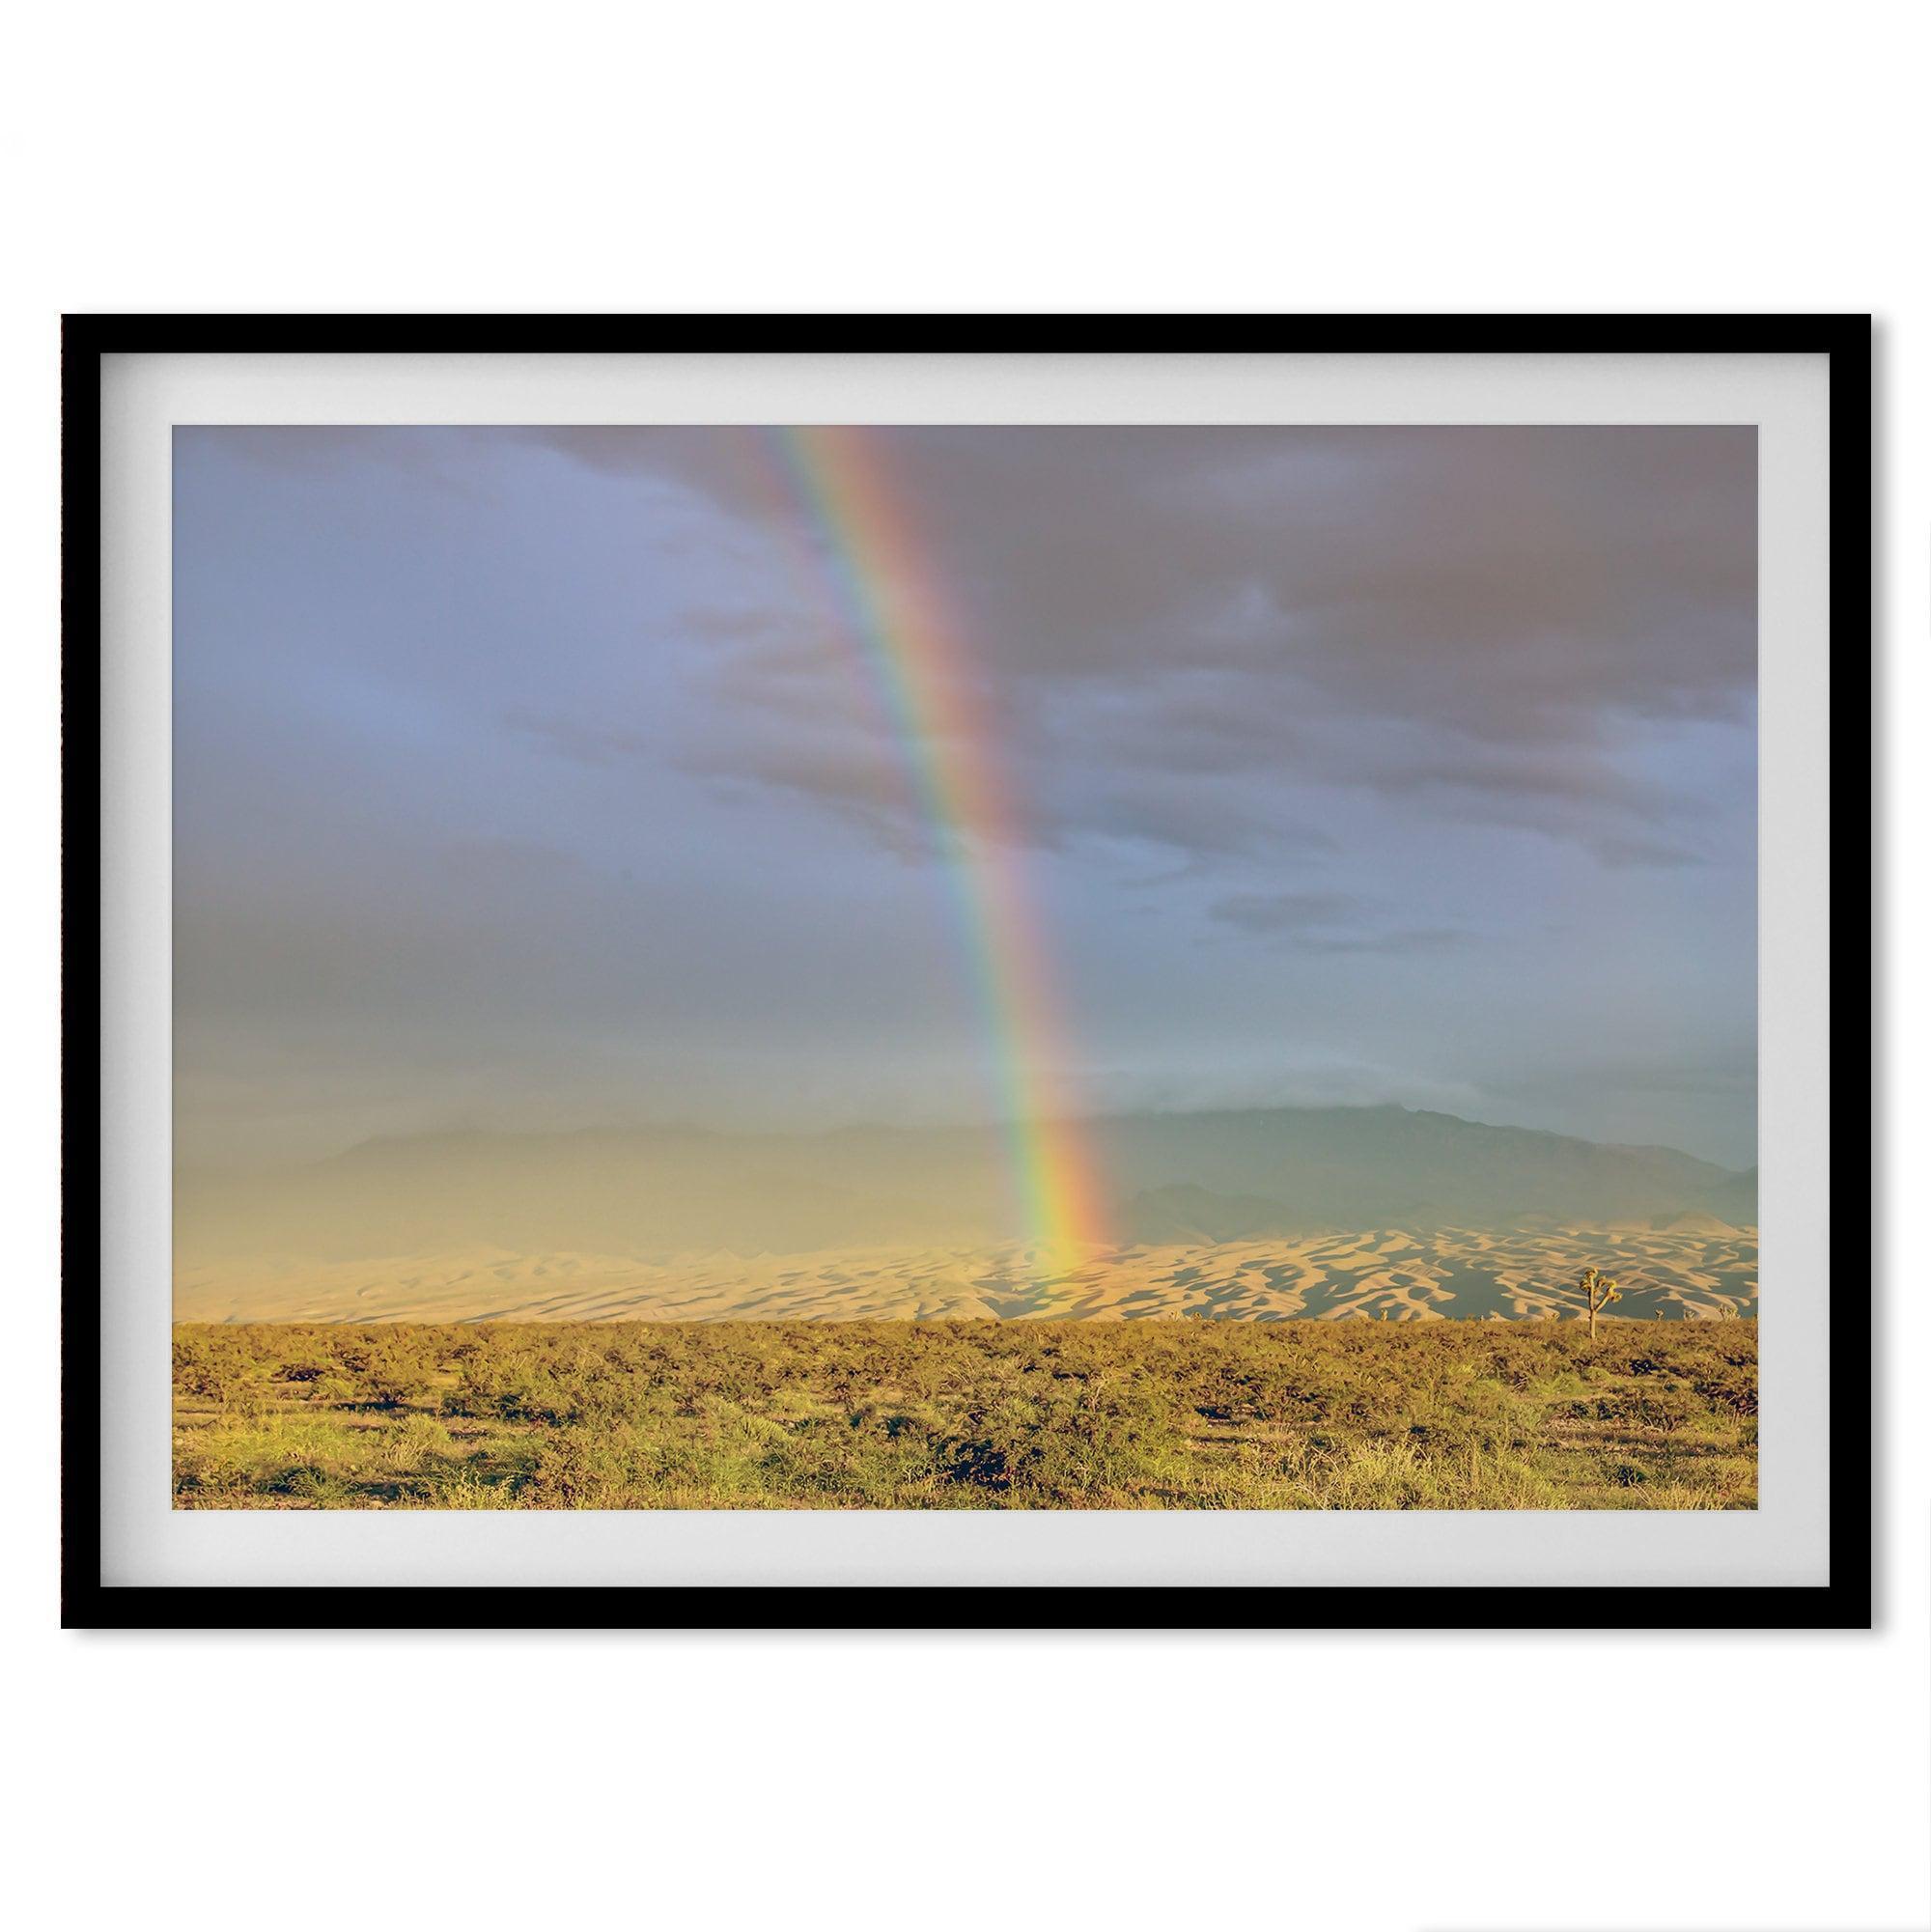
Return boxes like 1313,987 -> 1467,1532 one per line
1102,1107 -> 1755,1243
175,1105 -> 1757,1267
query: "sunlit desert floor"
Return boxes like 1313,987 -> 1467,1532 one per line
176,1223 -> 1757,1325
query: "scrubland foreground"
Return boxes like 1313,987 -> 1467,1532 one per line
174,1319 -> 1757,1510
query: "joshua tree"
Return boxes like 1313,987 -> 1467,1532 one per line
1579,1266 -> 1622,1338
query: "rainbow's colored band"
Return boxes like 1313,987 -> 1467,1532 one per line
756,425 -> 1110,1269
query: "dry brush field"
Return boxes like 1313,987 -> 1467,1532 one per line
174,1317 -> 1758,1511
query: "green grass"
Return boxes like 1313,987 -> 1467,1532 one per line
172,1317 -> 1757,1511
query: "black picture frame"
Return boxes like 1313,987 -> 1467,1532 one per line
62,314 -> 1873,1632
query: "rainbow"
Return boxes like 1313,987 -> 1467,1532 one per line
754,425 -> 1110,1270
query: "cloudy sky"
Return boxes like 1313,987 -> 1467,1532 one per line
174,425 -> 1757,1170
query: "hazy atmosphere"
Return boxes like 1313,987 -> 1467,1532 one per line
173,420 -> 1761,1506
175,424 -> 1756,1174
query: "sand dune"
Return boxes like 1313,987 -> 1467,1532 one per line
175,1224 -> 1757,1325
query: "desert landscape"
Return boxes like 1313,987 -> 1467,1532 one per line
172,1113 -> 1757,1510
175,1222 -> 1756,1327
170,426 -> 1761,1511
175,1106 -> 1758,1325
174,1314 -> 1759,1511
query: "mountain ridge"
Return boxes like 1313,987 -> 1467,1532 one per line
176,1103 -> 1756,1267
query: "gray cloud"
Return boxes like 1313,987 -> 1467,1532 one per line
171,424 -> 1758,1168
1209,891 -> 1361,936
1208,890 -> 1471,957
504,708 -> 654,768
514,425 -> 1752,873
1585,832 -> 1707,870
1299,927 -> 1470,958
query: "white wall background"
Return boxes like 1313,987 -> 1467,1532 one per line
4,5 -> 1920,1927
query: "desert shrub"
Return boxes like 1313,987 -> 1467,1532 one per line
173,1315 -> 1756,1512
1693,1372 -> 1758,1416
514,1433 -> 638,1507
357,1367 -> 436,1410
443,1355 -> 583,1426
1587,1386 -> 1703,1432
385,1414 -> 455,1472
267,1466 -> 343,1503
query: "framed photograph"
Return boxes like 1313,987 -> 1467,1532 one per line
66,317 -> 1869,1628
